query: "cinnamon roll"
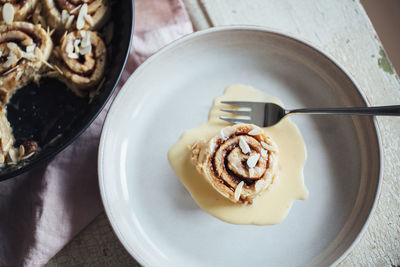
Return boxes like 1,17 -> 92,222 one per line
0,0 -> 38,22
191,124 -> 279,204
0,21 -> 53,105
0,108 -> 14,164
52,30 -> 106,96
43,0 -> 110,32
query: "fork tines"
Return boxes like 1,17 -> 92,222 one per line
220,101 -> 255,124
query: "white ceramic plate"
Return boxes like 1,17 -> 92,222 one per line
98,26 -> 382,267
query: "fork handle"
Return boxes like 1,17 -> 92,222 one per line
288,105 -> 400,116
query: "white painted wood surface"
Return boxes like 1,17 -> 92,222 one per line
47,1 -> 399,266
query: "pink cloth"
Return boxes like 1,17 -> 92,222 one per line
0,1 -> 193,266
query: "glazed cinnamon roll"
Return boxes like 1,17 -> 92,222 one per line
52,30 -> 106,96
0,21 -> 53,105
43,0 -> 110,32
0,0 -> 38,22
191,124 -> 279,204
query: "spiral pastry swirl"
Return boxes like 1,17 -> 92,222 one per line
191,124 -> 279,204
43,0 -> 110,32
0,0 -> 38,21
52,30 -> 106,96
0,21 -> 53,105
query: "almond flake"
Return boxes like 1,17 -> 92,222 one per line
76,3 -> 88,30
61,10 -> 69,24
248,128 -> 263,136
3,53 -> 18,68
81,32 -> 91,47
261,141 -> 277,152
74,39 -> 81,53
247,153 -> 260,168
249,168 -> 255,178
3,3 -> 14,24
3,65 -> 18,75
21,152 -> 35,160
65,41 -> 74,54
68,52 -> 78,59
21,38 -> 33,46
70,4 -> 82,14
234,181 -> 244,201
34,47 -> 41,57
239,136 -> 250,154
19,145 -> 25,157
260,148 -> 268,158
65,15 -> 75,29
79,45 -> 91,55
8,148 -> 18,163
54,65 -> 64,75
22,51 -> 36,61
26,44 -> 36,53
7,42 -> 18,51
84,14 -> 94,26
42,60 -> 54,69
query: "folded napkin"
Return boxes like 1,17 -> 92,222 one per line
0,1 -> 193,265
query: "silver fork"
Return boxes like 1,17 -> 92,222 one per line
220,101 -> 400,127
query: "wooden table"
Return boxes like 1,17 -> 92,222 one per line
47,1 -> 400,266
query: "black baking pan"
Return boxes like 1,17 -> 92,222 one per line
0,0 -> 134,181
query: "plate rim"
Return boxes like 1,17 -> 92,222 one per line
98,25 -> 383,266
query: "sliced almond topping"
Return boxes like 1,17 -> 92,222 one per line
76,3 -> 88,30
84,14 -> 94,26
79,45 -> 91,55
70,4 -> 82,14
260,148 -> 267,158
34,47 -> 41,57
19,145 -> 25,157
239,136 -> 251,154
247,153 -> 260,168
249,168 -> 255,178
3,3 -> 14,24
8,148 -> 18,163
42,60 -> 54,69
68,52 -> 79,59
65,41 -> 74,54
22,51 -> 36,61
7,42 -> 18,51
3,65 -> 18,75
26,44 -> 36,53
234,181 -> 244,201
3,53 -> 18,68
74,39 -> 81,53
248,128 -> 263,136
81,31 -> 91,47
261,141 -> 277,152
61,9 -> 69,24
65,15 -> 75,29
54,65 -> 64,75
21,38 -> 33,47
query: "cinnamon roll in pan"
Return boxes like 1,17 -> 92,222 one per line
0,0 -> 133,180
43,0 -> 110,32
191,124 -> 279,204
0,21 -> 53,105
0,0 -> 38,21
52,30 -> 106,96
